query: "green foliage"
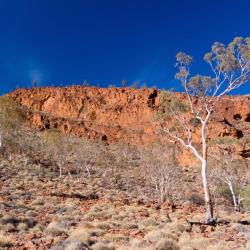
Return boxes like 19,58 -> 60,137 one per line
175,52 -> 192,83
0,96 -> 24,132
206,37 -> 250,73
157,91 -> 188,120
79,105 -> 85,113
131,81 -> 139,89
208,137 -> 237,145
0,96 -> 25,151
176,52 -> 192,66
42,128 -> 61,147
42,129 -> 74,158
176,37 -> 250,98
241,186 -> 250,210
188,75 -> 216,96
217,184 -> 240,203
188,117 -> 200,127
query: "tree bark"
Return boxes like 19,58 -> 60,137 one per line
228,181 -> 239,211
201,160 -> 214,224
59,163 -> 62,178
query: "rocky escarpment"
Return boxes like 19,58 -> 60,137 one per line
8,86 -> 250,164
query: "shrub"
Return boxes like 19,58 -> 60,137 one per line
65,240 -> 85,250
241,186 -> 250,210
2,223 -> 15,232
0,96 -> 24,151
69,229 -> 93,246
17,222 -> 28,231
94,222 -> 111,230
144,230 -> 166,243
0,215 -> 17,225
45,221 -> 68,236
155,239 -> 180,250
92,242 -> 115,250
0,234 -> 14,248
187,193 -> 204,205
138,218 -> 158,230
216,184 -> 233,202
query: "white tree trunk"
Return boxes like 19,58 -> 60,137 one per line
200,114 -> 214,224
201,159 -> 214,223
228,181 -> 238,211
59,163 -> 62,178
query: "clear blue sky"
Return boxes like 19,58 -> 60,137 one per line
0,0 -> 249,94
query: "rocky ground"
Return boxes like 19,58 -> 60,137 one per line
0,154 -> 249,250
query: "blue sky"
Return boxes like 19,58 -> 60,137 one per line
0,0 -> 249,94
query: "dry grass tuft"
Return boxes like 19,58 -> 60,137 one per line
0,233 -> 14,248
155,238 -> 180,250
92,242 -> 115,250
45,221 -> 68,236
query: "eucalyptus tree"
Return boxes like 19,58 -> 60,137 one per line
159,37 -> 250,223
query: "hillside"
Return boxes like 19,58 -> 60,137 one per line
0,86 -> 249,249
9,86 -> 250,165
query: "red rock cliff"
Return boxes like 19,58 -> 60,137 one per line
8,86 -> 250,164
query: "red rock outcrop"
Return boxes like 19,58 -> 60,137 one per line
8,86 -> 250,164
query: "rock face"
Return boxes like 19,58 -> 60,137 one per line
8,86 -> 250,164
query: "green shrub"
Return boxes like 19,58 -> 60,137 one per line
241,186 -> 250,210
217,183 -> 240,204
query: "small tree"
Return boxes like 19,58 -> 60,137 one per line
121,79 -> 127,87
72,140 -> 100,181
159,37 -> 250,223
131,81 -> 139,89
43,129 -> 73,178
31,80 -> 38,88
210,146 -> 248,211
142,144 -> 181,204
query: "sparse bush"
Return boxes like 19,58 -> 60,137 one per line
216,184 -> 236,203
241,186 -> 250,211
3,223 -> 15,232
45,221 -> 68,236
144,230 -> 166,243
138,218 -> 158,231
187,193 -> 204,205
92,242 -> 115,250
0,96 -> 24,149
94,222 -> 111,230
104,233 -> 129,243
17,222 -> 28,231
0,215 -> 17,225
0,234 -> 14,248
155,239 -> 180,250
69,229 -> 93,246
65,240 -> 85,250
210,150 -> 249,211
141,143 -> 182,203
